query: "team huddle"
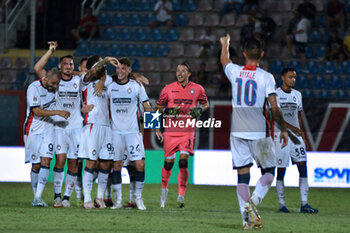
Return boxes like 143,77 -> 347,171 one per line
24,37 -> 317,229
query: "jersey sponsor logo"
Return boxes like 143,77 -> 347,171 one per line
112,98 -> 131,104
314,168 -> 350,183
58,91 -> 79,98
116,108 -> 128,114
144,111 -> 161,129
171,91 -> 180,93
40,95 -> 46,97
111,89 -> 119,92
174,99 -> 193,105
63,102 -> 75,108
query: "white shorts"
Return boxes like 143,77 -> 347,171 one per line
55,128 -> 81,159
230,135 -> 276,169
24,130 -> 54,164
78,124 -> 114,161
113,132 -> 145,162
275,132 -> 307,168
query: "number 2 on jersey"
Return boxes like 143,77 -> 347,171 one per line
235,78 -> 257,106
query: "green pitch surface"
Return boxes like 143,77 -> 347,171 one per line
0,183 -> 349,232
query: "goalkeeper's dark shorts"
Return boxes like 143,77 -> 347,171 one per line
163,133 -> 195,158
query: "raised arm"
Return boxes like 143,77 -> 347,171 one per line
34,41 -> 58,78
220,34 -> 232,69
84,56 -> 120,83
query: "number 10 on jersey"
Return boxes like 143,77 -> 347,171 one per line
235,78 -> 257,106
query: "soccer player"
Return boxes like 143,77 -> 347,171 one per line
107,57 -> 154,210
24,68 -> 70,207
220,34 -> 288,230
156,62 -> 209,208
274,68 -> 318,214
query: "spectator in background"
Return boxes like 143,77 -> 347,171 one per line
297,0 -> 316,22
255,9 -> 276,50
283,10 -> 300,57
71,7 -> 99,42
242,0 -> 259,15
294,12 -> 311,70
150,0 -> 174,28
0,0 -> 5,23
199,27 -> 216,58
240,15 -> 256,50
219,0 -> 244,23
326,0 -> 346,29
326,30 -> 345,60
192,62 -> 208,86
343,26 -> 350,59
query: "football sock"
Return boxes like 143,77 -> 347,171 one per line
112,170 -> 122,203
64,171 -> 78,198
178,168 -> 189,196
104,173 -> 112,200
53,167 -> 64,198
75,173 -> 83,200
299,177 -> 309,206
237,184 -> 250,222
35,165 -> 50,199
129,176 -> 135,203
97,169 -> 109,199
276,180 -> 286,208
134,171 -> 145,199
30,168 -> 39,195
93,168 -> 98,182
252,173 -> 274,206
83,167 -> 94,203
161,167 -> 172,189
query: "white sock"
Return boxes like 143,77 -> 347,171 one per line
53,167 -> 64,196
75,174 -> 83,200
130,180 -> 135,203
97,169 -> 109,199
135,181 -> 144,199
112,184 -> 122,203
64,171 -> 78,198
299,177 -> 309,206
276,180 -> 286,208
30,168 -> 39,195
251,174 -> 273,206
236,184 -> 250,223
83,168 -> 94,203
35,166 -> 50,199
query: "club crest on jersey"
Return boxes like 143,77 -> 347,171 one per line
127,88 -> 132,94
278,159 -> 282,165
31,154 -> 36,160
57,145 -> 61,151
92,150 -> 97,156
73,83 -> 78,89
33,96 -> 37,102
190,88 -> 195,95
293,96 -> 296,102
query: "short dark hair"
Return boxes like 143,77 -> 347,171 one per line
86,55 -> 101,70
79,57 -> 88,65
281,67 -> 295,76
59,55 -> 74,63
179,61 -> 191,73
244,39 -> 262,60
47,67 -> 61,79
118,57 -> 132,67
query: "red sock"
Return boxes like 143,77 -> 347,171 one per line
178,168 -> 189,196
161,167 -> 172,189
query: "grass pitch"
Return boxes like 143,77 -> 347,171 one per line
0,183 -> 349,232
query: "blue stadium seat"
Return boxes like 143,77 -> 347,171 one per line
340,30 -> 347,40
308,29 -> 323,43
171,0 -> 182,11
316,14 -> 325,27
344,78 -> 350,89
91,43 -> 106,55
288,60 -> 301,73
132,59 -> 139,71
335,90 -> 349,98
164,28 -> 179,41
155,44 -> 169,57
295,74 -> 309,89
112,13 -> 125,25
305,46 -> 313,58
140,44 -> 153,57
323,30 -> 330,43
345,1 -> 350,12
269,60 -> 284,74
318,89 -> 331,98
121,0 -> 135,10
336,60 -> 350,74
302,60 -> 318,74
103,28 -> 117,40
132,28 -> 147,41
127,14 -> 141,26
136,0 -> 150,11
175,14 -> 189,26
183,0 -> 197,11
117,28 -> 131,41
328,75 -> 342,89
148,28 -> 163,41
98,12 -> 110,25
124,44 -> 138,56
315,45 -> 326,58
74,41 -> 90,56
301,89 -> 314,98
47,57 -> 59,69
310,75 -> 325,89
105,0 -> 120,10
320,61 -> 336,74
108,44 -> 122,56
142,13 -> 156,26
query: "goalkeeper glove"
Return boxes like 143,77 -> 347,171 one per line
189,107 -> 203,118
164,107 -> 181,118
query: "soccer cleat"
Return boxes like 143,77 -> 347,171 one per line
160,188 -> 168,208
77,199 -> 84,208
54,197 -> 63,208
135,198 -> 146,210
94,198 -> 106,209
83,201 -> 96,209
300,204 -> 318,213
111,202 -> 123,210
177,195 -> 185,208
32,197 -> 48,207
244,200 -> 262,229
243,221 -> 252,230
62,199 -> 71,208
104,198 -> 114,207
124,202 -> 135,208
279,206 -> 290,213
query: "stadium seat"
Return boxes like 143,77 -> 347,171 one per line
323,30 -> 330,43
47,57 -> 59,69
103,27 -> 117,40
169,44 -> 184,57
278,0 -> 291,11
140,44 -> 153,57
136,0 -> 150,11
98,12 -> 110,25
305,46 -> 313,58
121,0 -> 135,10
91,43 -> 106,56
269,60 -> 284,74
14,57 -> 28,69
198,0 -> 212,10
179,28 -> 194,41
148,28 -> 163,41
315,45 -> 326,58
303,60 -> 318,74
188,14 -> 203,26
140,59 -> 155,71
320,61 -> 336,74
127,13 -> 141,26
308,29 -> 322,43
112,13 -> 126,26
335,89 -> 349,98
301,89 -> 314,98
108,44 -> 122,56
336,60 -> 350,74
142,13 -> 156,26
206,59 -> 219,72
171,0 -> 182,11
344,77 -> 350,89
315,14 -> 325,27
327,75 -> 343,89
184,44 -> 201,57
310,75 -> 325,89
288,60 -> 302,73
155,44 -> 169,57
204,13 -> 219,26
74,41 -> 90,56
295,74 -> 309,89
132,28 -> 147,41
124,44 -> 138,56
105,0 -> 120,10
318,89 -> 331,98
158,59 -> 171,72
117,28 -> 131,41
183,0 -> 197,11
175,14 -> 189,26
0,70 -> 17,83
345,1 -> 350,12
0,57 -> 12,69
164,28 -> 179,41
132,59 -> 139,71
